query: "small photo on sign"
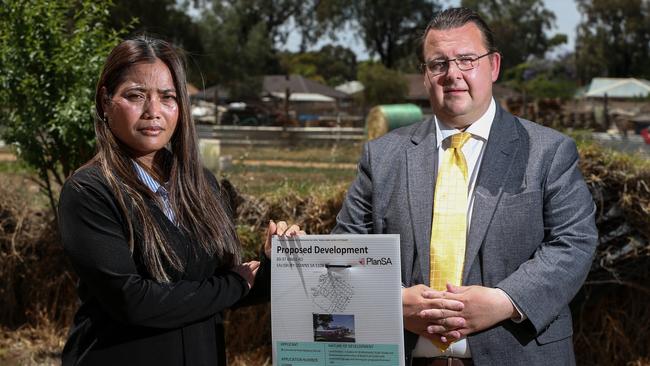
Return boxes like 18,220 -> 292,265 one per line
313,313 -> 355,343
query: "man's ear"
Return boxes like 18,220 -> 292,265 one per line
490,52 -> 501,82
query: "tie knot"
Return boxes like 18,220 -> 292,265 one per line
449,132 -> 471,149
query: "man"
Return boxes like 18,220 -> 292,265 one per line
333,7 -> 597,366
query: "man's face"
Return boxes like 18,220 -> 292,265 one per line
422,22 -> 501,128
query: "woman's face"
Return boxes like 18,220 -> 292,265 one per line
103,59 -> 179,167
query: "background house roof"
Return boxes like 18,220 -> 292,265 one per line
585,77 -> 650,98
192,85 -> 230,101
263,75 -> 349,99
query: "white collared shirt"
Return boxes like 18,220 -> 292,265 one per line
412,99 -> 496,358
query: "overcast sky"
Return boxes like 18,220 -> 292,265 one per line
281,0 -> 581,60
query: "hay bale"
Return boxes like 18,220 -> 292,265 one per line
365,104 -> 423,140
199,138 -> 221,172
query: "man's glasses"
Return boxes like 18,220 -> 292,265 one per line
421,51 -> 494,76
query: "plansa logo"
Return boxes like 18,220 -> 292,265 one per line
360,257 -> 392,266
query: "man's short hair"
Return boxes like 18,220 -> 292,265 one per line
420,7 -> 498,61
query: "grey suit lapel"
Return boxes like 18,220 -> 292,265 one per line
463,107 -> 521,282
406,119 -> 437,285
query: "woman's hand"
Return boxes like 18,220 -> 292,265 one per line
264,220 -> 305,258
232,261 -> 260,289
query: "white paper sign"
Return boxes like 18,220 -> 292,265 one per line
271,234 -> 405,366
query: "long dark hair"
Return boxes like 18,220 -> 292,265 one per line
91,36 -> 240,282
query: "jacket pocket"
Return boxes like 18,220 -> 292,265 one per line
499,190 -> 542,208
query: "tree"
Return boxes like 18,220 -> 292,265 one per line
313,314 -> 334,329
279,52 -> 327,84
198,4 -> 275,99
197,0 -> 318,96
352,0 -> 440,69
461,0 -> 567,72
357,62 -> 409,106
313,0 -> 441,69
315,45 -> 358,86
574,0 -> 650,83
107,0 -> 205,84
217,0 -> 312,46
503,57 -> 578,100
279,45 -> 357,86
0,0 -> 122,213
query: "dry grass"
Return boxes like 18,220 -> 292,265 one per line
0,172 -> 75,366
0,173 -> 77,330
573,286 -> 650,366
0,326 -> 64,366
225,305 -> 272,366
222,180 -> 347,365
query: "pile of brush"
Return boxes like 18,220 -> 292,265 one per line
572,141 -> 650,365
221,180 -> 346,365
0,176 -> 75,330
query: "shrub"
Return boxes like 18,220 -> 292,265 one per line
0,0 -> 123,213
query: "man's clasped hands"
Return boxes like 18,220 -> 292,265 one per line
402,283 -> 521,344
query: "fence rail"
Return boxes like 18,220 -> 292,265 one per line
592,133 -> 649,156
196,124 -> 366,146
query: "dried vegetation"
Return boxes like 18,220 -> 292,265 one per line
0,141 -> 648,365
573,142 -> 650,365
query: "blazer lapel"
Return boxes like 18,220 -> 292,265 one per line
463,107 -> 521,282
406,119 -> 437,285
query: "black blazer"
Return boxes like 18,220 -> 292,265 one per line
59,164 -> 269,366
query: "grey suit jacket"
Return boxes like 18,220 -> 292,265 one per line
333,105 -> 598,365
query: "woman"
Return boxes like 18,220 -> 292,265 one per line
59,36 -> 299,366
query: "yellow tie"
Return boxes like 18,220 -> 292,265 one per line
429,132 -> 471,350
